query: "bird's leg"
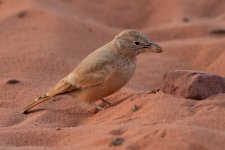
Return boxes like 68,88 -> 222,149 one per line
101,98 -> 112,106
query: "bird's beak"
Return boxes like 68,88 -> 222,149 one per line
143,42 -> 163,53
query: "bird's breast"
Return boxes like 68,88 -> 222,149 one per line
116,57 -> 136,80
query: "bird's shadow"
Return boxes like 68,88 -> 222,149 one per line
23,94 -> 136,114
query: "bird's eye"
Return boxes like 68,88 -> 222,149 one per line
134,42 -> 140,45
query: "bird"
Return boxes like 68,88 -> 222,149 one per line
22,29 -> 163,114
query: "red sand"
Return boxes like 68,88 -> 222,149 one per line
0,0 -> 225,149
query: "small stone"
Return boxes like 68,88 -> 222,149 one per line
210,29 -> 225,35
88,27 -> 92,32
56,128 -> 62,131
131,104 -> 139,112
109,137 -> 125,146
6,79 -> 20,84
17,11 -> 27,18
182,17 -> 189,22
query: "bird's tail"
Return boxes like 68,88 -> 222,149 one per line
22,94 -> 51,114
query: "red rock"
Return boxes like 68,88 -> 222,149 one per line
163,70 -> 225,100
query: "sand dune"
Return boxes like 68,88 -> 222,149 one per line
0,0 -> 225,149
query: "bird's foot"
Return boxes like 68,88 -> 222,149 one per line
91,103 -> 104,112
91,99 -> 112,113
146,88 -> 160,94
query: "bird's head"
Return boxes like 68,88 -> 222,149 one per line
113,30 -> 163,57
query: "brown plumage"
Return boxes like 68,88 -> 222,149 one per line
22,30 -> 163,114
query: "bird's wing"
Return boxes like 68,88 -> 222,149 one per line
45,79 -> 78,97
46,56 -> 114,97
69,59 -> 114,88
